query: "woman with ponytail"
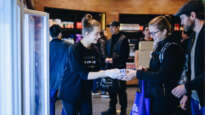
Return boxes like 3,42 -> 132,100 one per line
59,14 -> 123,115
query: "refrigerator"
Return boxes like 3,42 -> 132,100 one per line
23,8 -> 49,115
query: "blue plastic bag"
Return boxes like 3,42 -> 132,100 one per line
130,80 -> 151,115
191,98 -> 205,115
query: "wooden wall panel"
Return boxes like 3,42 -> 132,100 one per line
35,0 -> 187,20
34,0 -> 188,35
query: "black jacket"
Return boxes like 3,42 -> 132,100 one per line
185,24 -> 205,106
106,32 -> 130,69
49,39 -> 71,91
137,37 -> 185,83
137,37 -> 185,112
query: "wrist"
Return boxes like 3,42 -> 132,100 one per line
100,70 -> 107,78
184,83 -> 190,92
136,70 -> 141,79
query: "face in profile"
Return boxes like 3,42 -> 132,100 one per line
87,26 -> 101,44
149,25 -> 168,43
180,14 -> 194,32
149,25 -> 161,42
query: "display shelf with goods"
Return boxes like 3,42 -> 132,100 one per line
45,7 -> 105,43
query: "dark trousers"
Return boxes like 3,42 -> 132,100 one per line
149,93 -> 178,115
147,86 -> 174,115
108,80 -> 127,110
62,99 -> 92,115
50,89 -> 66,115
150,99 -> 165,115
149,86 -> 188,115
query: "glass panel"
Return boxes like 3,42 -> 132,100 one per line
0,0 -> 13,115
12,4 -> 22,115
0,0 -> 22,115
23,11 -> 49,115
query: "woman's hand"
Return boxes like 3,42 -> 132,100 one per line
180,95 -> 188,110
121,69 -> 137,81
138,66 -> 148,71
105,69 -> 123,79
172,84 -> 187,98
105,58 -> 113,63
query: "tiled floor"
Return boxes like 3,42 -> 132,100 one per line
55,87 -> 137,115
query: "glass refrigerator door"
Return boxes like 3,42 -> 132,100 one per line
23,9 -> 49,115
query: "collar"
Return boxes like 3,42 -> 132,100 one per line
112,32 -> 122,38
157,36 -> 176,50
198,23 -> 205,35
158,36 -> 172,46
77,42 -> 87,51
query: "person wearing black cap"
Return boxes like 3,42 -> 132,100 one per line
102,21 -> 130,115
171,0 -> 205,114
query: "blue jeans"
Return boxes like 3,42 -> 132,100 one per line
92,79 -> 100,93
191,98 -> 205,115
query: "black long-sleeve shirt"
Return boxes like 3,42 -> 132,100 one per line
59,42 -> 101,104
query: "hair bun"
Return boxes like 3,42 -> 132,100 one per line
85,14 -> 92,20
82,14 -> 93,28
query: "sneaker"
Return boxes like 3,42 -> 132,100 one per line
101,94 -> 109,98
120,111 -> 126,115
92,92 -> 100,96
120,108 -> 126,115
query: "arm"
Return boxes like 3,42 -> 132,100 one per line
185,36 -> 205,91
68,45 -> 123,80
87,71 -> 106,80
185,72 -> 205,91
134,50 -> 139,68
171,72 -> 205,98
172,32 -> 205,97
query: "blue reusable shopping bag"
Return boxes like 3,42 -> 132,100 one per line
130,80 -> 150,115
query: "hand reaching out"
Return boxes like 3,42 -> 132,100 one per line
138,66 -> 148,71
105,58 -> 113,64
121,69 -> 137,81
104,69 -> 124,79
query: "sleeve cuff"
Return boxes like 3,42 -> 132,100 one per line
137,70 -> 142,79
185,82 -> 191,92
79,71 -> 89,80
